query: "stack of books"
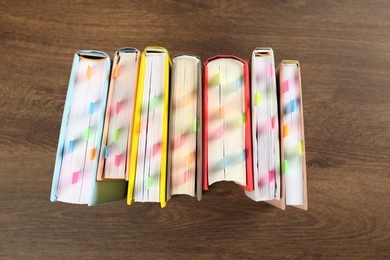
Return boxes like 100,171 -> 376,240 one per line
50,46 -> 308,210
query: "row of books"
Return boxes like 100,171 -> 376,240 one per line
50,47 -> 307,210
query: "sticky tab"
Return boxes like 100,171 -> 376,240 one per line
103,146 -> 109,158
218,71 -> 223,85
90,148 -> 96,160
283,80 -> 289,92
290,100 -> 295,113
152,142 -> 162,156
145,176 -> 152,189
283,124 -> 288,138
84,127 -> 91,140
114,66 -> 120,79
209,125 -> 224,140
115,101 -> 121,114
114,154 -> 121,167
188,152 -> 196,166
183,171 -> 191,183
255,91 -> 261,105
268,63 -> 273,77
89,101 -> 95,115
242,112 -> 246,125
270,117 -> 275,129
86,65 -> 92,80
113,129 -> 119,142
69,140 -> 75,152
283,160 -> 288,174
195,116 -> 200,131
151,97 -> 158,110
298,140 -> 303,155
71,171 -> 79,184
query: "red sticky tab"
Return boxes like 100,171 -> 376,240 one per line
115,101 -> 121,114
152,142 -> 162,156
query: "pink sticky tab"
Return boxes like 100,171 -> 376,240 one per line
268,64 -> 273,77
283,80 -> 289,92
271,117 -> 275,129
268,170 -> 276,182
152,142 -> 162,156
183,170 -> 191,183
209,125 -> 224,140
115,101 -> 121,114
114,154 -> 121,167
71,172 -> 79,184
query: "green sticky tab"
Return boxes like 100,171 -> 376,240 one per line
150,97 -> 157,110
242,113 -> 246,125
84,127 -> 91,140
194,116 -> 200,131
255,92 -> 261,105
145,177 -> 152,189
113,129 -> 119,142
298,141 -> 303,155
283,160 -> 288,174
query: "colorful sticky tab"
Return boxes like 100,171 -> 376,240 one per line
112,129 -> 119,142
209,125 -> 224,140
114,65 -> 120,79
188,152 -> 196,166
152,142 -> 162,156
283,124 -> 288,138
115,101 -> 121,115
242,112 -> 246,125
270,117 -> 275,129
150,97 -> 158,110
283,160 -> 288,174
145,176 -> 152,189
90,148 -> 96,160
103,146 -> 109,158
183,171 -> 191,183
69,140 -> 75,152
195,116 -> 200,131
283,80 -> 289,92
268,63 -> 273,77
84,127 -> 91,140
89,101 -> 95,115
255,91 -> 261,105
290,100 -> 295,113
71,171 -> 79,184
298,140 -> 303,155
114,154 -> 121,167
86,65 -> 92,80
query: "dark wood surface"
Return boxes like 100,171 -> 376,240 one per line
1,0 -> 389,259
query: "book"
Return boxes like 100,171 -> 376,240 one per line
245,48 -> 281,201
127,46 -> 171,208
50,50 -> 127,205
202,55 -> 253,191
267,60 -> 308,210
97,48 -> 141,180
167,55 -> 202,201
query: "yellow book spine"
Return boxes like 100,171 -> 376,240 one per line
127,51 -> 146,205
159,52 -> 171,208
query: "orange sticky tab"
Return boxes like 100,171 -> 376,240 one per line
114,66 -> 120,79
283,124 -> 288,137
90,148 -> 96,160
86,65 -> 92,80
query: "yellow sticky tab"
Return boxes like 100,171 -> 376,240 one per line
298,140 -> 303,155
86,65 -> 92,80
255,92 -> 261,105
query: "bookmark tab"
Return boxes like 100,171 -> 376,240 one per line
283,80 -> 289,92
89,101 -> 95,115
84,127 -> 91,140
115,101 -> 121,114
114,154 -> 121,167
86,65 -> 92,80
152,142 -> 162,156
270,117 -> 275,129
255,91 -> 261,105
145,176 -> 152,189
290,100 -> 295,113
103,146 -> 109,158
283,160 -> 288,174
283,124 -> 288,138
69,140 -> 75,152
112,129 -> 119,142
298,140 -> 303,155
90,148 -> 96,160
113,66 -> 120,79
71,171 -> 79,184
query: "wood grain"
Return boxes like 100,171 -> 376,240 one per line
1,0 -> 389,259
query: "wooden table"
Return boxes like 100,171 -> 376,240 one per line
1,0 -> 389,258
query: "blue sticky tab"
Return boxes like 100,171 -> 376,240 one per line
290,100 -> 295,113
103,146 -> 109,158
89,102 -> 95,115
69,140 -> 75,152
